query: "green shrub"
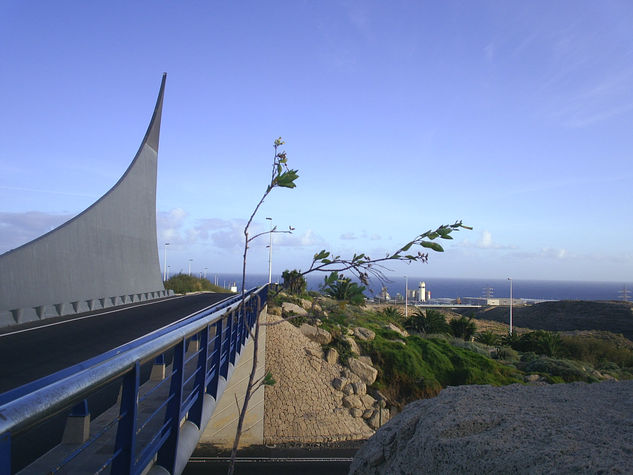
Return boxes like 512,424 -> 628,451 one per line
321,272 -> 366,305
324,333 -> 355,365
281,269 -> 307,295
475,331 -> 500,346
496,347 -> 519,362
164,273 -> 231,294
449,316 -> 477,341
378,306 -> 402,320
362,334 -> 522,408
404,309 -> 451,335
559,334 -> 633,368
517,356 -> 599,383
512,330 -> 562,357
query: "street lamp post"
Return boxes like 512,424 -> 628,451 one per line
188,259 -> 193,276
508,277 -> 513,335
163,243 -> 170,281
266,217 -> 273,284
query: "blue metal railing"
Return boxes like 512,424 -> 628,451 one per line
0,286 -> 267,474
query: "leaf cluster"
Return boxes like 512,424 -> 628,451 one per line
306,221 -> 471,286
321,272 -> 366,306
404,309 -> 451,335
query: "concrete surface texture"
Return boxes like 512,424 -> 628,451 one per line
199,310 -> 267,449
349,380 -> 633,474
0,75 -> 167,327
263,313 -> 374,443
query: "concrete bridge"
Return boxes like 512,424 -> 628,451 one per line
0,75 -> 271,473
0,287 -> 269,473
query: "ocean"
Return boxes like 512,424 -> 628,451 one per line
195,272 -> 632,302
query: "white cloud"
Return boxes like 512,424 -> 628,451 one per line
0,211 -> 73,253
458,230 -> 515,250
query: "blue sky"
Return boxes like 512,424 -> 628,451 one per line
1,1 -> 632,282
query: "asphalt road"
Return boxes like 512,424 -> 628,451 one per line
0,292 -> 231,394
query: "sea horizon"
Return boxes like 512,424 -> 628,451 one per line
176,271 -> 633,302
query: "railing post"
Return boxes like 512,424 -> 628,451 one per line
229,312 -> 238,365
189,327 -> 209,428
157,339 -> 185,473
208,319 -> 222,398
113,362 -> 140,474
221,314 -> 232,378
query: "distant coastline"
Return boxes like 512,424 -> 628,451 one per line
183,272 -> 633,302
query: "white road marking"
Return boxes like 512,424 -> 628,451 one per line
0,295 -> 187,338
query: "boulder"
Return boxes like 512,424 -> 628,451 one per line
359,355 -> 373,366
348,358 -> 378,385
305,347 -> 323,359
367,409 -> 390,430
387,323 -> 409,337
332,377 -> 347,391
325,348 -> 339,364
346,336 -> 360,355
350,381 -> 633,474
352,381 -> 367,396
360,393 -> 376,408
299,324 -> 332,344
343,395 -> 363,409
282,302 -> 308,316
354,327 -> 376,341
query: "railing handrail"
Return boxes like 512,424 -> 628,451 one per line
0,287 -> 262,437
0,289 -> 253,406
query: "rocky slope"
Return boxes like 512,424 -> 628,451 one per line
350,380 -> 633,474
264,313 -> 376,443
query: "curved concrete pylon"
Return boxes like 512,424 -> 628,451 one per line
0,74 -> 168,326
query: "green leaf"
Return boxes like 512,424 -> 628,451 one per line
313,250 -> 330,260
263,371 -> 276,386
276,170 -> 299,188
421,241 -> 444,252
400,241 -> 414,252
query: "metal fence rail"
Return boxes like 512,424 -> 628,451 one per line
0,286 -> 267,474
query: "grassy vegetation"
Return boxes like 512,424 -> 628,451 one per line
269,286 -> 633,409
164,273 -> 233,294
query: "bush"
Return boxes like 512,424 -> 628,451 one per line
321,272 -> 366,305
281,269 -> 307,295
517,356 -> 599,383
362,334 -> 522,408
449,316 -> 477,341
475,331 -> 501,346
559,334 -> 633,368
378,306 -> 402,320
496,346 -> 519,362
404,309 -> 451,335
164,274 -> 231,294
324,333 -> 355,365
513,330 -> 562,357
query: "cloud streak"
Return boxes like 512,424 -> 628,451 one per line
0,211 -> 73,253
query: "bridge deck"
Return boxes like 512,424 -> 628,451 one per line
0,293 -> 231,394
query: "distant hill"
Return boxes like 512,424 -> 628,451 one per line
466,300 -> 633,341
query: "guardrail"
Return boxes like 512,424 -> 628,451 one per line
0,285 -> 268,474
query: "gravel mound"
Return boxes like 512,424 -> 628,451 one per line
350,381 -> 633,474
